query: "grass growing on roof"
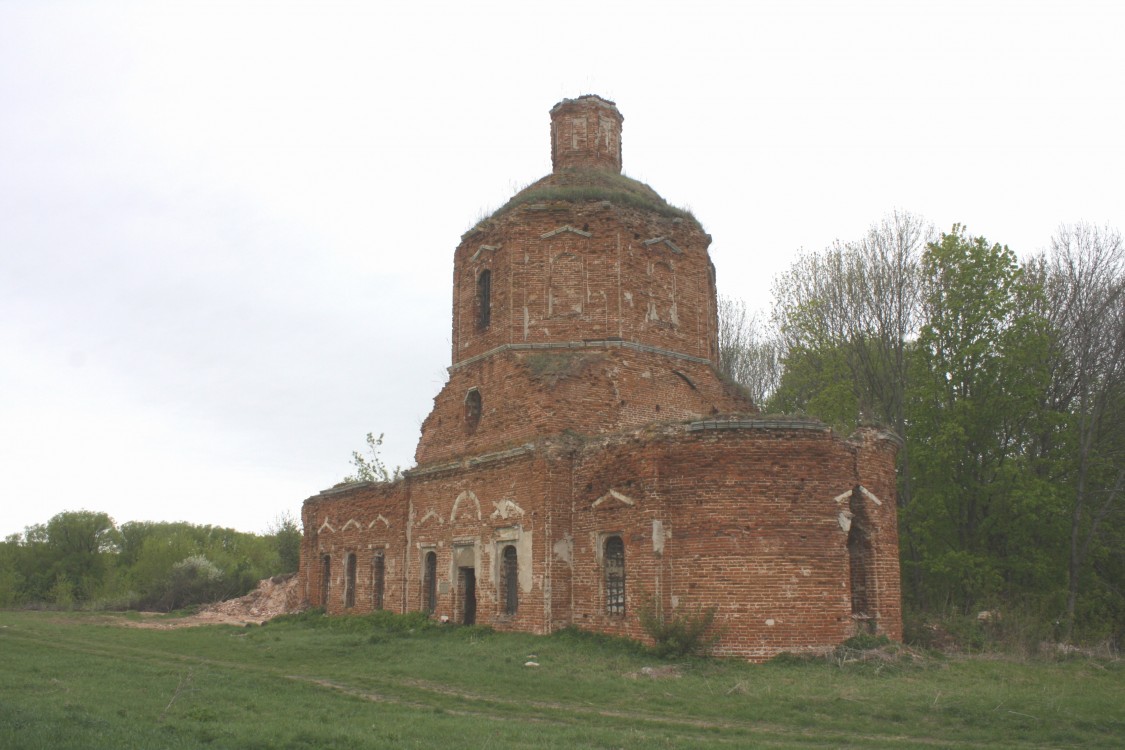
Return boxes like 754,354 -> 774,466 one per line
485,169 -> 697,224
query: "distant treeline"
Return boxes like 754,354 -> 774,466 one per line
720,217 -> 1124,647
0,511 -> 300,611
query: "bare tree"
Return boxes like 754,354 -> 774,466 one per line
848,211 -> 929,433
717,294 -> 783,408
771,210 -> 930,436
1039,223 -> 1125,638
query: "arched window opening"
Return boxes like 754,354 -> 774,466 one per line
604,536 -> 625,616
372,552 -> 385,610
458,567 -> 477,625
465,389 -> 482,432
477,269 -> 491,330
423,551 -> 438,614
502,545 -> 519,615
320,554 -> 331,608
344,552 -> 357,609
848,493 -> 875,632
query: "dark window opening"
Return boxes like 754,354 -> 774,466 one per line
320,554 -> 331,608
604,536 -> 625,616
372,552 -> 385,610
502,545 -> 519,615
458,567 -> 477,625
344,553 -> 357,608
848,493 -> 875,632
465,389 -> 482,431
477,269 -> 491,330
423,551 -> 437,614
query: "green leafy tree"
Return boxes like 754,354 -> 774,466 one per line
768,342 -> 860,429
268,512 -> 302,574
905,226 -> 1054,611
3,512 -> 295,610
43,511 -> 120,604
120,521 -> 282,610
0,534 -> 26,607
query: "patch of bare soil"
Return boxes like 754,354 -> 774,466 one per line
123,574 -> 305,629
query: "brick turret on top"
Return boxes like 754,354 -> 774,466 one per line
550,95 -> 624,173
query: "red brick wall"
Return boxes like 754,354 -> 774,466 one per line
301,422 -> 901,660
563,423 -> 901,658
452,202 -> 718,365
301,481 -> 409,615
415,347 -> 753,465
550,95 -> 623,173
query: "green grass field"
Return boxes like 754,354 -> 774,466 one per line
0,610 -> 1121,749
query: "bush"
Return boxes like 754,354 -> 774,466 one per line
156,555 -> 225,611
637,597 -> 719,658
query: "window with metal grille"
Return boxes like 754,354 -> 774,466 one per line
423,551 -> 437,614
344,553 -> 357,608
502,545 -> 518,615
604,536 -> 625,616
477,269 -> 491,330
372,552 -> 385,610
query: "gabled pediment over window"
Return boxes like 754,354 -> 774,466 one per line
592,489 -> 636,509
541,225 -> 592,239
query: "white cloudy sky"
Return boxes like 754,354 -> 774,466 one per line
2,0 -> 1122,537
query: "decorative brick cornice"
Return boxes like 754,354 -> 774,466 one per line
688,417 -> 829,432
450,339 -> 712,372
405,442 -> 537,478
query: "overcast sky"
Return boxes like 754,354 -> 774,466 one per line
2,0 -> 1122,538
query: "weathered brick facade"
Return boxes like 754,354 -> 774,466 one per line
299,96 -> 902,660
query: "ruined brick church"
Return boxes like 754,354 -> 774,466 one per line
299,95 -> 902,660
